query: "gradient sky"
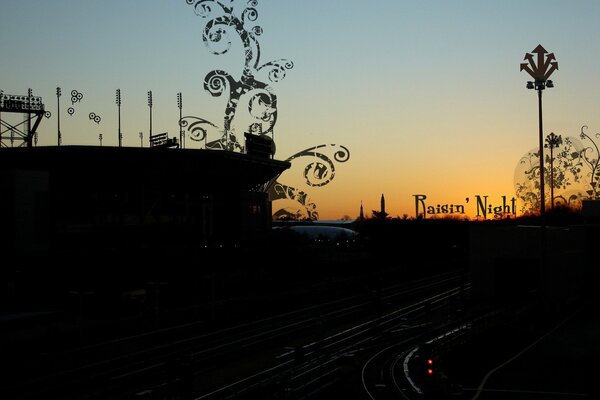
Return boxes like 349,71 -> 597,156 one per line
2,1 -> 600,220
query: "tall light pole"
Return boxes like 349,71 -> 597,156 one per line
520,44 -> 558,220
56,87 -> 62,146
147,91 -> 153,139
177,92 -> 183,149
116,89 -> 122,147
27,89 -> 32,147
544,132 -> 563,210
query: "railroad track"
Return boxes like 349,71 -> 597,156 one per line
189,283 -> 469,399
359,298 -> 534,400
1,270 -> 467,399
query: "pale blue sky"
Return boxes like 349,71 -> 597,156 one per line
2,1 -> 600,218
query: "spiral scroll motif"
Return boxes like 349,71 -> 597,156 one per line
258,60 -> 294,83
186,0 -> 293,150
204,70 -> 231,97
185,1 -> 351,220
247,90 -> 277,135
179,116 -> 220,142
268,144 -> 351,219
286,144 -> 351,187
270,182 -> 319,221
242,6 -> 258,24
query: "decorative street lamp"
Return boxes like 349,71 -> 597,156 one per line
520,44 -> 558,219
544,132 -> 563,210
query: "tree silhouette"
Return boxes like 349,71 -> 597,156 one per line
371,210 -> 389,220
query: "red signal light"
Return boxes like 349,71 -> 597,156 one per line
426,358 -> 434,375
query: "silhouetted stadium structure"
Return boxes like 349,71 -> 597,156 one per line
0,145 -> 289,259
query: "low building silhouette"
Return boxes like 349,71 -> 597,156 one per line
0,145 -> 289,309
1,146 -> 289,257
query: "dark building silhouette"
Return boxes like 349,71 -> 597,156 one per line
0,146 -> 289,258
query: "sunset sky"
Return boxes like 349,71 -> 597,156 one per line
2,1 -> 600,220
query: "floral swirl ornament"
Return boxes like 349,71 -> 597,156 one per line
576,125 -> 600,199
179,116 -> 220,145
514,132 -> 588,213
268,144 -> 351,220
288,144 -> 350,187
183,0 -> 293,150
183,1 -> 350,220
270,183 -> 318,220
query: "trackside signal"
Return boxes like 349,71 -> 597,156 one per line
427,358 -> 434,375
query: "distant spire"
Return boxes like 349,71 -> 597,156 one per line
380,193 -> 385,214
359,200 -> 364,221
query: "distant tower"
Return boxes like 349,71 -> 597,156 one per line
372,194 -> 388,220
359,201 -> 364,221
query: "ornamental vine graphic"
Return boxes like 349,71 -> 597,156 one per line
182,0 -> 293,151
268,144 -> 350,220
184,0 -> 350,220
514,125 -> 600,213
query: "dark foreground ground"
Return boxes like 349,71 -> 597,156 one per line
2,215 -> 597,399
440,298 -> 600,399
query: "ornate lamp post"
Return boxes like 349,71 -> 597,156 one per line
520,45 -> 558,219
544,132 -> 563,210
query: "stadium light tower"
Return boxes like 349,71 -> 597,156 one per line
177,92 -> 183,149
147,91 -> 153,138
56,87 -> 62,146
116,89 -> 122,147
